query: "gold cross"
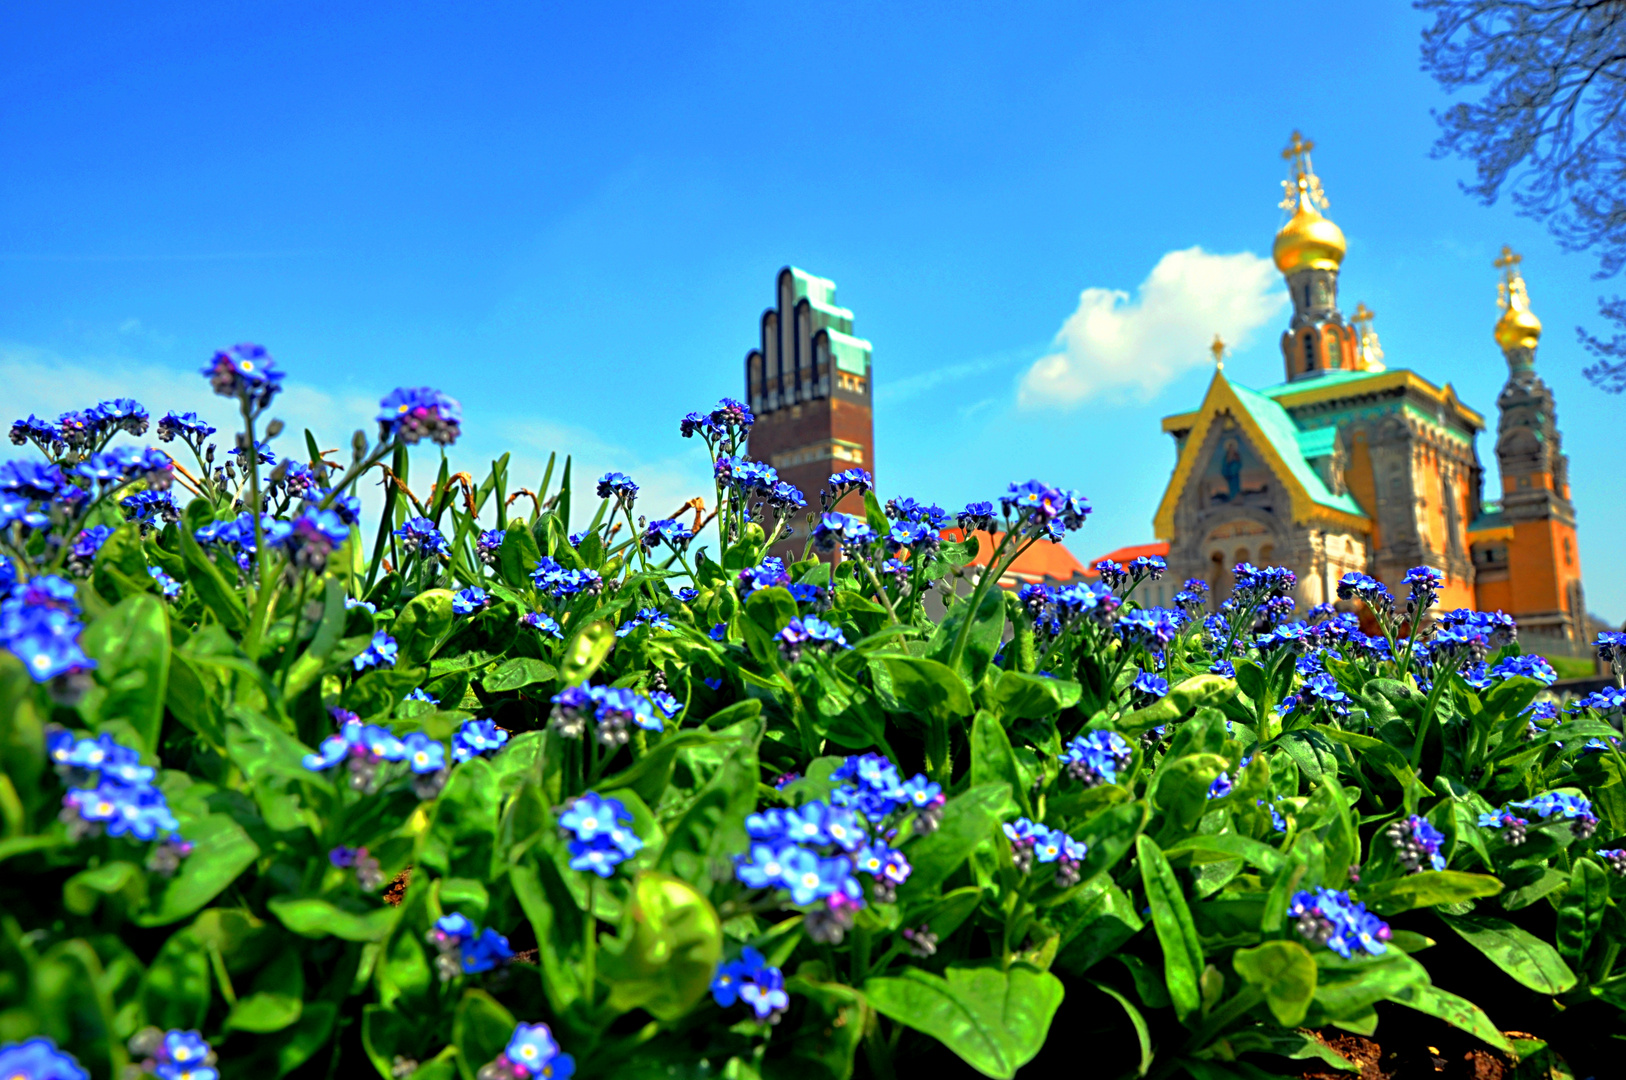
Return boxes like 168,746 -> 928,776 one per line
1352,302 -> 1374,326
1282,130 -> 1315,169
1493,244 -> 1522,270
1210,334 -> 1226,370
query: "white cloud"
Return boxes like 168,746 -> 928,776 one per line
1017,247 -> 1286,409
0,342 -> 717,546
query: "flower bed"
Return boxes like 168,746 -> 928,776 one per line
2,344 -> 1625,1079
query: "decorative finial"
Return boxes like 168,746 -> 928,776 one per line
1279,130 -> 1329,213
1351,303 -> 1385,371
1495,245 -> 1532,314
1210,334 -> 1227,371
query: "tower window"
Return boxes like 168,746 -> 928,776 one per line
1303,334 -> 1316,371
1563,536 -> 1573,566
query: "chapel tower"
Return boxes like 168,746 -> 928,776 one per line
1468,249 -> 1587,646
744,268 -> 875,520
1274,132 -> 1363,381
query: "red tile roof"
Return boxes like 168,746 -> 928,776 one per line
1088,541 -> 1169,572
941,528 -> 1092,586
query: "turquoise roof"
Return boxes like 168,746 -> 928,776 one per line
1256,368 -> 1393,399
1295,426 -> 1338,459
1230,381 -> 1367,518
826,329 -> 872,375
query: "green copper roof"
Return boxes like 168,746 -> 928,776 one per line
1231,382 -> 1367,518
1256,368 -> 1390,399
826,329 -> 873,375
1295,426 -> 1338,459
790,266 -> 857,335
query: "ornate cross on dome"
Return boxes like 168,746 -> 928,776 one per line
1279,130 -> 1329,212
1210,334 -> 1226,371
1493,244 -> 1522,271
1495,245 -> 1532,312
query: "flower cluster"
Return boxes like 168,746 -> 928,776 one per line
126,1027 -> 219,1080
156,410 -> 217,450
302,707 -> 449,796
1598,848 -> 1626,877
476,527 -> 506,566
1018,580 -> 1118,639
378,387 -> 463,446
810,512 -> 877,555
642,517 -> 694,552
775,615 -> 850,662
711,947 -> 790,1023
1596,630 -> 1626,675
1386,814 -> 1447,873
1000,479 -> 1090,540
1002,817 -> 1087,885
48,730 -> 187,868
427,913 -> 515,981
10,398 -> 151,458
0,1037 -> 88,1080
681,397 -> 754,447
558,792 -> 643,877
1337,572 -> 1396,621
452,718 -> 510,763
823,467 -> 873,511
1512,792 -> 1598,838
476,1021 -> 574,1080
395,516 -> 449,558
1290,888 -> 1391,958
329,844 -> 387,890
531,556 -> 602,599
1060,729 -> 1132,787
1,569 -> 96,686
203,342 -> 284,408
520,610 -> 562,637
549,685 -> 667,744
1097,554 -> 1166,592
616,607 -> 675,637
596,471 -> 638,507
353,630 -> 399,672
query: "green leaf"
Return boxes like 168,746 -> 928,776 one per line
1308,950 -> 1428,1023
863,962 -> 1063,1080
63,860 -> 144,916
1137,835 -> 1205,1024
1151,753 -> 1228,836
80,593 -> 170,754
1069,801 -> 1149,889
482,656 -> 557,692
1089,980 -> 1153,1078
453,990 -> 516,1080
655,717 -> 762,890
1054,879 -> 1144,975
559,619 -> 615,685
772,978 -> 867,1080
92,521 -> 153,601
1232,941 -> 1317,1026
1391,983 -> 1514,1055
599,871 -> 724,1020
1359,871 -> 1503,916
141,929 -> 211,1031
268,896 -> 400,942
138,812 -> 260,926
929,586 -> 1005,685
225,950 -> 305,1033
970,710 -> 1028,816
1437,912 -> 1576,994
987,669 -> 1082,720
1556,858 -> 1609,969
393,589 -> 454,665
897,783 -> 1009,901
880,655 -> 972,724
498,524 -> 543,589
1118,674 -> 1234,735
180,499 -> 249,630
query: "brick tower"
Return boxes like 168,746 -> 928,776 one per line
1468,247 -> 1587,648
744,267 -> 874,527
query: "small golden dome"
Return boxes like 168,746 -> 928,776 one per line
1273,181 -> 1347,274
1495,303 -> 1542,351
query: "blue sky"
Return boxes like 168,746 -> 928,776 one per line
3,1 -> 1621,620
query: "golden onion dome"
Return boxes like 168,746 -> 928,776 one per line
1494,302 -> 1542,351
1273,182 -> 1347,274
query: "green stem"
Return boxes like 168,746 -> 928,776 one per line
583,876 -> 597,1007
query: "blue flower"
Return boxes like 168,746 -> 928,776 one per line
810,513 -> 876,554
738,556 -> 790,597
452,719 -> 509,763
352,631 -> 398,671
1402,566 -> 1443,610
562,795 -> 643,878
1207,772 -> 1234,800
1061,730 -> 1133,786
452,587 -> 489,616
1290,888 -> 1391,958
157,411 -> 217,445
148,567 -> 182,598
521,611 -> 562,637
227,439 -> 276,466
476,527 -> 506,566
119,488 -> 180,529
461,928 -> 514,973
203,343 -> 284,406
530,557 -> 601,598
1130,672 -> 1169,701
735,842 -> 796,890
643,517 -> 693,550
394,517 -> 448,557
9,414 -> 61,449
505,1022 -> 563,1074
1,599 -> 95,683
377,387 -> 462,446
1489,654 -> 1557,685
596,471 -> 638,505
403,733 -> 447,774
403,687 -> 437,705
709,622 -> 727,642
710,398 -> 754,430
0,1036 -> 90,1080
828,468 -> 873,494
739,963 -> 790,1022
1388,814 -> 1447,873
957,500 -> 997,533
